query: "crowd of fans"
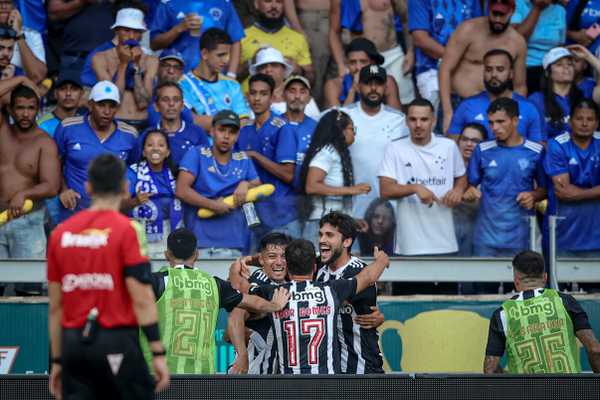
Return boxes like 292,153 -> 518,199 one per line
0,0 -> 599,294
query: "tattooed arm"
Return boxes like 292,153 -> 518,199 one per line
576,329 -> 600,373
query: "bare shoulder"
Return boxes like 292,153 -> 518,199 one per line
33,129 -> 58,148
455,17 -> 484,37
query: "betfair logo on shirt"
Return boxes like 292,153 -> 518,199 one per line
408,176 -> 447,186
61,229 -> 111,249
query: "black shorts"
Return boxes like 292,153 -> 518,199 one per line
61,327 -> 154,400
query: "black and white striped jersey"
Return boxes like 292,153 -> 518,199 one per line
251,279 -> 357,374
316,256 -> 384,374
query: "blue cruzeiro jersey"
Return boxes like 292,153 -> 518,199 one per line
179,145 -> 258,251
180,72 -> 251,118
150,0 -> 245,71
448,92 -> 543,142
544,132 -> 600,251
54,116 -> 138,221
280,115 -> 317,191
408,0 -> 481,74
237,114 -> 298,229
468,139 -> 545,250
528,91 -> 579,140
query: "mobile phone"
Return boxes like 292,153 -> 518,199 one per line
585,23 -> 600,40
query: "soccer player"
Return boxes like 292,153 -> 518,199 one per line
48,154 -> 170,398
467,97 -> 546,257
142,228 -> 290,374
250,239 -> 390,374
176,110 -> 260,257
484,251 -> 600,373
227,232 -> 292,374
315,212 -> 385,374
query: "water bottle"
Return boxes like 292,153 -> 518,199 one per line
81,307 -> 99,344
242,202 -> 261,228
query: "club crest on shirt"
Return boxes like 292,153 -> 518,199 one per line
518,158 -> 529,170
210,7 -> 223,21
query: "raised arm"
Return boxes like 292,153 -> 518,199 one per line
237,288 -> 291,313
353,247 -> 390,294
328,0 -> 346,78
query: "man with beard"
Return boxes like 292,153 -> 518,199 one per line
342,64 -> 409,221
227,232 -> 292,374
448,49 -> 543,143
0,24 -> 22,80
439,0 -> 527,134
239,0 -> 314,85
315,211 -> 385,374
0,80 -> 60,294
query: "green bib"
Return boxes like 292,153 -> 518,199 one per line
141,267 -> 220,374
502,289 -> 580,373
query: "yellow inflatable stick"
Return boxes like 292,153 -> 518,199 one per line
0,199 -> 34,225
197,184 -> 275,218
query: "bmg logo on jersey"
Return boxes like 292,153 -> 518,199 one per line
172,276 -> 214,295
291,288 -> 325,303
508,300 -> 555,319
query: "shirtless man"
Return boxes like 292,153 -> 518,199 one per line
329,0 -> 415,106
439,0 -> 527,133
0,78 -> 60,264
92,8 -> 158,132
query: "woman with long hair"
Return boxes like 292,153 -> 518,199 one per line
298,109 -> 371,246
357,198 -> 396,257
124,129 -> 182,258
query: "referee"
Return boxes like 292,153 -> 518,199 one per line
48,154 -> 169,399
484,251 -> 600,373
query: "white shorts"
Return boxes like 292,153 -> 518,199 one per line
381,45 -> 415,104
416,68 -> 440,114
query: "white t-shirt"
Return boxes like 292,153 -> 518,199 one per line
343,102 -> 409,219
308,145 -> 347,220
378,135 -> 465,255
271,97 -> 320,120
12,27 -> 46,68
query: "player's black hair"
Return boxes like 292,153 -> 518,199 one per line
407,97 -> 434,113
285,239 -> 316,276
319,211 -> 359,242
512,251 -> 545,279
88,154 -> 126,195
483,48 -> 514,67
167,228 -> 197,260
570,98 -> 600,121
139,129 -> 177,177
461,122 -> 487,139
155,81 -> 183,98
259,232 -> 292,252
10,84 -> 39,108
249,73 -> 276,93
200,28 -> 232,51
487,97 -> 519,118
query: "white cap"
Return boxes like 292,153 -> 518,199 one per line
89,81 -> 120,104
542,47 -> 572,70
249,47 -> 293,77
110,8 -> 146,31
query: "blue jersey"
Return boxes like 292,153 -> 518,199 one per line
544,133 -> 600,251
340,74 -> 359,104
136,121 -> 210,167
179,146 -> 258,251
80,41 -> 115,87
448,92 -> 543,142
567,0 -> 600,54
237,114 -> 297,228
408,0 -> 481,74
16,0 -> 46,32
284,116 -> 317,191
150,0 -> 245,71
468,139 -> 545,250
180,72 -> 250,118
528,91 -> 573,140
38,108 -> 88,138
147,100 -> 195,128
578,78 -> 596,100
54,116 -> 138,221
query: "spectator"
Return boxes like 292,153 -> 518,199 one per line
147,49 -> 195,127
139,82 -> 209,167
0,81 -> 60,297
454,123 -> 486,257
408,0 -> 481,113
279,75 -> 317,191
238,74 -> 300,243
91,7 -> 159,131
379,98 -> 466,256
249,46 -> 320,120
323,37 -> 401,110
179,28 -> 250,131
329,0 -> 415,107
544,99 -> 600,259
448,49 -> 543,142
150,0 -> 244,75
0,24 -> 22,79
342,64 -> 409,221
467,97 -> 546,258
511,0 -> 567,94
357,198 -> 396,257
46,0 -> 114,77
0,0 -> 46,82
439,0 -> 527,133
574,53 -> 597,99
125,130 -> 182,259
38,70 -> 86,137
528,45 -> 600,140
54,81 -> 138,222
566,0 -> 600,54
239,0 -> 314,86
176,110 -> 260,257
298,110 -> 370,247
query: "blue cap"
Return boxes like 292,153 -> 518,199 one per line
55,69 -> 83,88
159,49 -> 185,66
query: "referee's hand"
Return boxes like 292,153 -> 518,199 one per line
152,355 -> 170,393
